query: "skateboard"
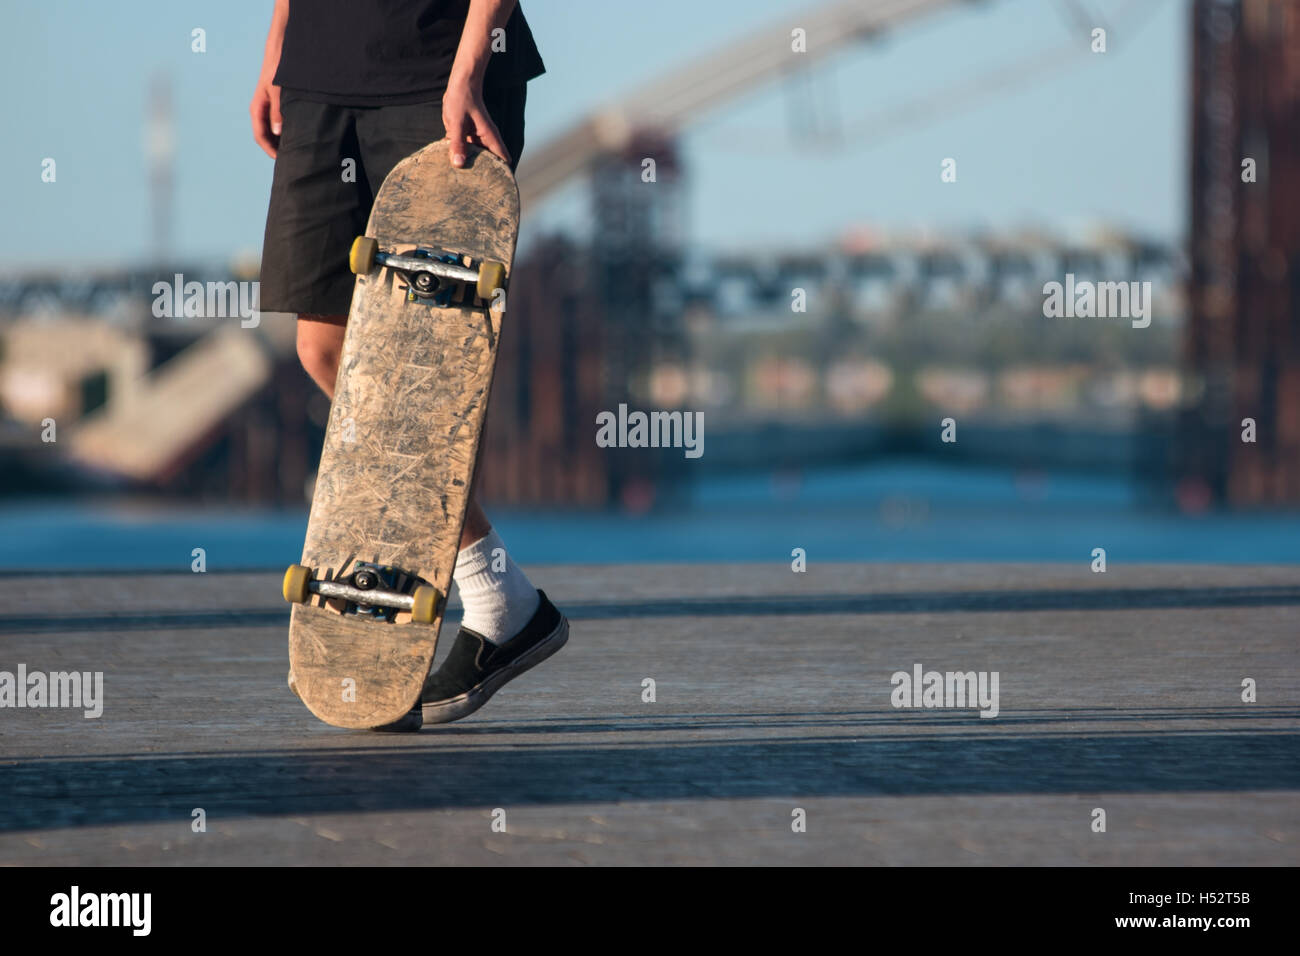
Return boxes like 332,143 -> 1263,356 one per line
283,138 -> 519,729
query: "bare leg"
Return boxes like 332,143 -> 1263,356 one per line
295,314 -> 347,399
461,499 -> 491,548
296,313 -> 491,548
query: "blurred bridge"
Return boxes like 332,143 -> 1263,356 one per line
0,264 -> 252,319
689,234 -> 1184,317
0,233 -> 1183,321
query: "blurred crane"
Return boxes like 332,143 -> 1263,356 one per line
516,0 -> 969,207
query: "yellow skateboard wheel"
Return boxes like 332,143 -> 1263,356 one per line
410,585 -> 442,624
350,236 -> 378,275
283,564 -> 313,604
476,260 -> 506,301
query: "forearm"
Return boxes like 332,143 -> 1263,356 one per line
449,0 -> 518,88
260,0 -> 290,80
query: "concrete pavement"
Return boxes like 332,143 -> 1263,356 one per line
1,563 -> 1297,865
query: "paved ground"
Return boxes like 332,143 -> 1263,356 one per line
0,563 -> 1297,865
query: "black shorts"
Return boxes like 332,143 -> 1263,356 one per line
259,85 -> 526,316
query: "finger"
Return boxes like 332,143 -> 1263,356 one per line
270,86 -> 283,138
473,113 -> 511,166
445,115 -> 467,167
250,97 -> 276,159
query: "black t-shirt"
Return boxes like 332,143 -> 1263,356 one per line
274,0 -> 545,105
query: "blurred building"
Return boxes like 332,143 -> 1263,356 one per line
480,132 -> 689,510
1184,0 -> 1300,504
479,236 -> 610,506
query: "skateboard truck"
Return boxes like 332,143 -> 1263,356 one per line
402,251 -> 464,305
349,236 -> 506,304
282,562 -> 443,624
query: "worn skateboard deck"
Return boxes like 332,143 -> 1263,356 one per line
286,139 -> 519,728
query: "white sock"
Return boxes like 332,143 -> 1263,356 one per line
452,528 -> 539,645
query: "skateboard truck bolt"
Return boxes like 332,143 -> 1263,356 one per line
351,565 -> 385,590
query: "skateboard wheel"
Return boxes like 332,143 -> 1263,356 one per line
350,236 -> 378,275
410,585 -> 442,624
283,564 -> 313,604
476,260 -> 506,301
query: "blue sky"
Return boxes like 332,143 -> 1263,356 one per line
0,0 -> 1186,269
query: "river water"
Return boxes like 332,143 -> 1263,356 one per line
1,460 -> 1296,570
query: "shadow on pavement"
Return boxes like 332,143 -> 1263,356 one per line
5,725 -> 1297,832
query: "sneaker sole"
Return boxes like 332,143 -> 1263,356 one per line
422,614 -> 569,725
369,707 -> 422,733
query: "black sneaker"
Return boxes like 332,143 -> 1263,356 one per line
370,703 -> 422,733
420,589 -> 569,725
